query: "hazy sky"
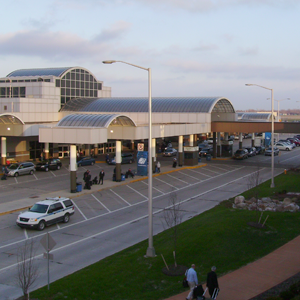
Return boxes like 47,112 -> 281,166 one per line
1,0 -> 299,111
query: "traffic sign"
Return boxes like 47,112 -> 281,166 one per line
40,233 -> 56,251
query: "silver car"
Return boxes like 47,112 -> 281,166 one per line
7,162 -> 35,177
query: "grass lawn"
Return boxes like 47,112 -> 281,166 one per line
31,172 -> 300,300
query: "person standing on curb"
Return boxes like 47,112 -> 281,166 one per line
156,160 -> 161,173
206,266 -> 219,299
98,169 -> 105,185
186,264 -> 198,300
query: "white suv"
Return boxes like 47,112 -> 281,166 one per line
16,197 -> 75,230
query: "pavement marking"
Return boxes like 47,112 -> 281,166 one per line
127,185 -> 148,199
14,177 -> 18,183
189,169 -> 212,177
209,165 -> 231,172
50,171 -> 56,177
202,168 -> 221,175
178,171 -> 202,181
141,180 -> 166,195
33,174 -> 38,180
278,153 -> 300,163
154,177 -> 179,189
109,189 -> 132,206
167,173 -> 190,184
72,200 -> 88,220
57,223 -> 61,229
24,229 -> 28,240
91,194 -> 111,212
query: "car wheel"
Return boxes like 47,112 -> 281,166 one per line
38,220 -> 46,231
91,162 -> 94,166
14,172 -> 19,177
78,163 -> 81,167
45,167 -> 49,172
286,148 -> 289,151
63,213 -> 70,223
29,170 -> 34,175
57,165 -> 61,170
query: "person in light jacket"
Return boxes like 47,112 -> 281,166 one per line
186,264 -> 198,300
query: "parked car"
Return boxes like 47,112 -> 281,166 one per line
163,148 -> 178,157
207,138 -> 217,144
233,149 -> 248,160
243,133 -> 252,139
199,148 -> 213,157
77,157 -> 96,167
36,158 -> 62,171
288,138 -> 300,146
107,153 -> 135,164
7,162 -> 35,177
278,140 -> 295,148
265,147 -> 280,156
255,146 -> 265,154
16,197 -> 75,230
275,143 -> 293,151
234,135 -> 240,140
198,143 -> 212,151
245,147 -> 256,157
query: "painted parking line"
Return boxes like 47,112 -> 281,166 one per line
189,169 -> 212,177
141,180 -> 166,195
109,189 -> 132,206
72,200 -> 88,220
209,165 -> 232,172
178,171 -> 202,181
50,171 -> 56,177
91,194 -> 111,212
14,177 -> 18,183
127,185 -> 148,199
33,174 -> 38,180
167,173 -> 190,184
24,229 -> 28,240
154,177 -> 179,190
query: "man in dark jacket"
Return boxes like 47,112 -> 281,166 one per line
206,266 -> 219,298
98,169 -> 105,185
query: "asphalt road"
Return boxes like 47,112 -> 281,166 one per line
0,138 -> 299,300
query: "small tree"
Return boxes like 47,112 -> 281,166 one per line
162,190 -> 183,266
16,239 -> 39,299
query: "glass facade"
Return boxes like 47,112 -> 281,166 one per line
0,86 -> 26,98
56,68 -> 102,105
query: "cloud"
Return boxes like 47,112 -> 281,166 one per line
193,43 -> 219,52
238,47 -> 259,56
93,21 -> 132,42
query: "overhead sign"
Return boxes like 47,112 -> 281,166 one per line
137,143 -> 144,151
184,146 -> 198,151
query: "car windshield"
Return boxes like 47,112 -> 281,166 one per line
29,204 -> 48,213
8,163 -> 19,170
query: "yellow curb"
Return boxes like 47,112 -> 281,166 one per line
96,161 -> 106,164
213,157 -> 232,160
0,206 -> 30,216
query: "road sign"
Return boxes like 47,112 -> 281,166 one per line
138,143 -> 144,151
40,233 -> 56,251
43,252 -> 54,260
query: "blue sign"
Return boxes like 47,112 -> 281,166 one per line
265,132 -> 271,147
137,151 -> 148,176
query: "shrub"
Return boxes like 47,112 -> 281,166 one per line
266,296 -> 282,300
290,281 -> 300,295
280,290 -> 295,300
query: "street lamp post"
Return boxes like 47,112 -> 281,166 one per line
275,98 -> 290,121
102,60 -> 156,257
245,84 -> 275,188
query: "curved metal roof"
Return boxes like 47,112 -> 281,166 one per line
0,114 -> 24,125
240,113 -> 272,120
60,97 -> 235,113
7,67 -> 72,77
57,114 -> 136,128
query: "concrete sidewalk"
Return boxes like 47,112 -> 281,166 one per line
165,235 -> 300,300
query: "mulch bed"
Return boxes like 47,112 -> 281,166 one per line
162,264 -> 188,276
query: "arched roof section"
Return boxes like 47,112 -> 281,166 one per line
57,114 -> 136,128
240,113 -> 272,121
60,97 -> 236,113
0,114 -> 24,125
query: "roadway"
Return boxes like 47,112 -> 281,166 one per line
0,138 -> 299,299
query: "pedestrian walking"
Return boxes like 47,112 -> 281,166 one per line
173,157 -> 177,168
84,170 -> 91,190
1,166 -> 9,180
98,169 -> 105,184
206,266 -> 219,299
156,160 -> 161,173
186,264 -> 198,300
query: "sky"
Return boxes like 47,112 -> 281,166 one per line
0,0 -> 299,111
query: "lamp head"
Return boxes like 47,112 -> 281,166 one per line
102,60 -> 116,64
245,84 -> 253,86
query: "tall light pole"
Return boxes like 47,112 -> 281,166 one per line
267,98 -> 290,121
102,60 -> 155,257
246,84 -> 275,188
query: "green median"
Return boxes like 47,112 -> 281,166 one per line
31,172 -> 300,300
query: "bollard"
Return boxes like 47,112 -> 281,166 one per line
284,169 -> 287,174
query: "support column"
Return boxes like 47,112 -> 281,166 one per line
239,132 -> 243,149
252,133 -> 255,147
152,138 -> 156,173
94,144 -> 98,157
1,137 -> 7,165
115,141 -> 122,182
70,145 -> 77,193
178,135 -> 183,167
131,140 -> 135,151
44,142 -> 49,159
217,132 -> 221,157
189,134 -> 194,146
224,132 -> 229,141
213,132 -> 217,158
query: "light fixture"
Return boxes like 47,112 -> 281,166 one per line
7,127 -> 10,131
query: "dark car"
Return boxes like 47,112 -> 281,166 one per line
36,159 -> 62,172
107,153 -> 135,164
264,147 -> 279,156
199,148 -> 213,157
163,148 -> 177,157
245,147 -> 256,157
233,149 -> 248,160
77,157 -> 95,167
255,146 -> 265,154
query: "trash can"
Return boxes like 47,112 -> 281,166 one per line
121,174 -> 125,181
206,154 -> 211,161
76,182 -> 82,192
198,157 -> 201,163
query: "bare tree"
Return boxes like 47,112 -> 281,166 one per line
162,190 -> 183,266
15,239 -> 39,299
